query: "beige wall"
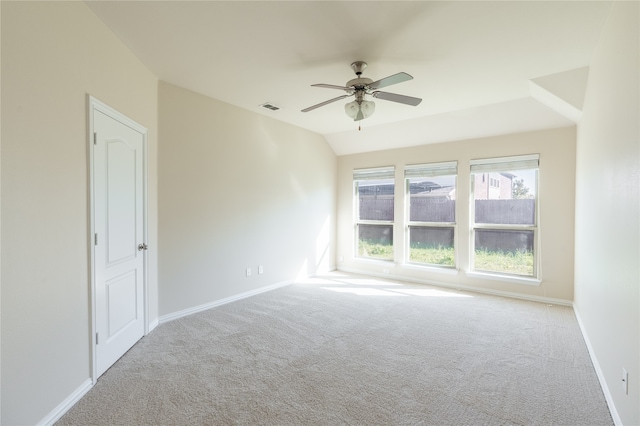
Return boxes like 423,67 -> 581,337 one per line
337,127 -> 576,302
1,2 -> 159,425
158,82 -> 336,316
574,2 -> 639,425
1,1 -> 635,425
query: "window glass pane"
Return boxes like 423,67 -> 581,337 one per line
474,229 -> 534,276
473,169 -> 536,225
358,179 -> 394,221
358,224 -> 393,260
408,175 -> 456,222
409,226 -> 454,266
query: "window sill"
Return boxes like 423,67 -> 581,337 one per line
465,271 -> 541,286
354,257 -> 395,265
401,263 -> 459,276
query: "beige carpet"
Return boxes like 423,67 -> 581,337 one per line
58,273 -> 613,425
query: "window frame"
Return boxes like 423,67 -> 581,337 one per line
353,166 -> 396,262
469,154 -> 540,280
404,161 -> 458,269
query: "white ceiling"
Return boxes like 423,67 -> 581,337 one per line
85,1 -> 612,155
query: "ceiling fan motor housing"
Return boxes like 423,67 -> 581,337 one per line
346,77 -> 373,91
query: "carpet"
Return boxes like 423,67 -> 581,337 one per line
57,273 -> 613,425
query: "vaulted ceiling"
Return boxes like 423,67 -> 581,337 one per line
86,1 -> 612,155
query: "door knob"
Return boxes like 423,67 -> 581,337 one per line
138,243 -> 148,251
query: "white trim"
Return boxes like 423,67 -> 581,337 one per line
90,96 -> 147,134
465,271 -> 541,286
149,318 -> 159,333
351,256 -> 396,267
87,97 -> 97,384
159,280 -> 293,324
37,379 -> 93,426
573,305 -> 622,426
88,95 -> 149,383
337,267 -> 571,306
400,263 -> 460,276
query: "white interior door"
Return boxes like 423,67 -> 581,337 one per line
92,101 -> 147,378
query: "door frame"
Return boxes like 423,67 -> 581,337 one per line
88,95 -> 149,383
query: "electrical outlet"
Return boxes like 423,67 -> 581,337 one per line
622,368 -> 628,395
246,268 -> 251,277
258,265 -> 264,274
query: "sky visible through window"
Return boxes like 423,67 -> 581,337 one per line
514,169 -> 537,193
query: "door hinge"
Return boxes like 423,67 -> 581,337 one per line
93,132 -> 97,145
94,233 -> 98,245
96,332 -> 99,345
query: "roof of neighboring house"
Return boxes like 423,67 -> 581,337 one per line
412,186 -> 456,199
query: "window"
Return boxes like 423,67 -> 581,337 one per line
470,155 -> 539,278
354,167 -> 395,261
405,162 -> 457,267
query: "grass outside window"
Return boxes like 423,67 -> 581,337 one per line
474,248 -> 534,276
409,244 -> 455,266
358,240 -> 393,261
360,241 -> 533,275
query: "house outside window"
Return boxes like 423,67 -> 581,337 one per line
470,155 -> 539,278
405,161 -> 457,267
475,172 -> 511,199
353,166 -> 395,261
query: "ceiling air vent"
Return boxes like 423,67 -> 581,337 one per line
260,102 -> 280,111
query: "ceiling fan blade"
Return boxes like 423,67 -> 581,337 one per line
368,72 -> 413,90
312,83 -> 354,92
372,91 -> 422,106
301,94 -> 351,112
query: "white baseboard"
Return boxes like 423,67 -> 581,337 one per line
37,378 -> 93,426
36,281 -> 292,425
159,280 -> 293,324
573,305 -> 622,426
148,317 -> 159,333
337,266 -> 573,307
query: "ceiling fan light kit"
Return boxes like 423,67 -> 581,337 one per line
302,61 -> 422,124
345,99 -> 375,121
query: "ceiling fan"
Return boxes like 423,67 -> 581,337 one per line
301,61 -> 422,122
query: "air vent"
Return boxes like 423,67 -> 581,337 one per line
260,102 -> 280,111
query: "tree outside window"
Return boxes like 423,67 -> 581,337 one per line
470,155 -> 539,277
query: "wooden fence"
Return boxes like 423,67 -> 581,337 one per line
359,198 -> 534,224
358,197 -> 535,251
474,199 -> 535,225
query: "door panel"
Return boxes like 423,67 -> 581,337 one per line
93,107 -> 146,378
106,271 -> 138,338
106,140 -> 138,264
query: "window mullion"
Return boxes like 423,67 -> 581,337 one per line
409,222 -> 456,227
473,223 -> 536,231
358,220 -> 394,225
